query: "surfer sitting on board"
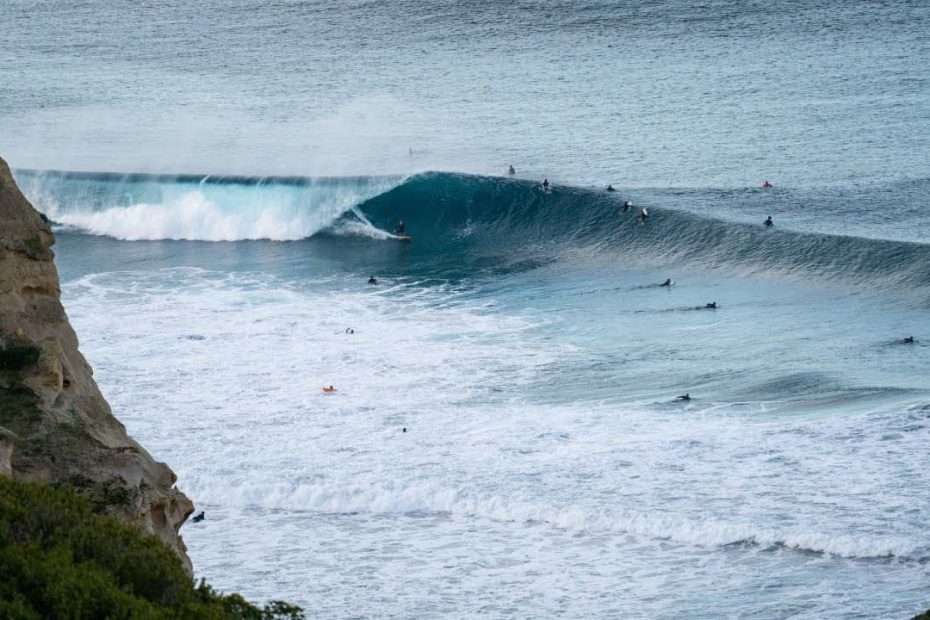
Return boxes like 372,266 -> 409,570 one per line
638,207 -> 649,222
394,220 -> 406,236
660,278 -> 673,287
509,165 -> 516,175
762,181 -> 773,189
622,200 -> 633,212
764,216 -> 773,227
368,275 -> 378,285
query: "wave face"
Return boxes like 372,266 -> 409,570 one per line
17,169 -> 930,290
355,172 -> 930,289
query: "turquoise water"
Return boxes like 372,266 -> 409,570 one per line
3,1 -> 930,617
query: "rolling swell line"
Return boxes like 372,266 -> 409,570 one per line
355,172 -> 930,289
15,168 -> 930,290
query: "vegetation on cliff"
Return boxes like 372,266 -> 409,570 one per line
0,476 -> 303,619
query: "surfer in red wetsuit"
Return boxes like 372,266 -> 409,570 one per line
762,181 -> 773,188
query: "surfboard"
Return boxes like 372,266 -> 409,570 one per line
396,235 -> 412,242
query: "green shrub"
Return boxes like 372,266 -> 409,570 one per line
0,477 -> 304,619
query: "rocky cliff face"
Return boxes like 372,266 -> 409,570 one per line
0,155 -> 194,573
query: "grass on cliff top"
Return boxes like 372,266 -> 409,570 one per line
0,477 -> 304,619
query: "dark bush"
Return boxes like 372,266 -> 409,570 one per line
0,344 -> 40,372
0,477 -> 304,619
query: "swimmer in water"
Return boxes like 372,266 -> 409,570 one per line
676,393 -> 691,402
607,184 -> 616,192
764,216 -> 773,227
660,278 -> 673,287
345,327 -> 354,334
368,275 -> 378,285
323,385 -> 336,394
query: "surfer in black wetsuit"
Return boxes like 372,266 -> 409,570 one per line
368,275 -> 378,285
638,207 -> 649,222
660,278 -> 673,287
764,216 -> 773,227
676,393 -> 691,402
704,302 -> 717,309
607,184 -> 615,192
509,165 -> 516,176
902,336 -> 917,344
622,200 -> 633,212
394,220 -> 406,235
192,511 -> 205,523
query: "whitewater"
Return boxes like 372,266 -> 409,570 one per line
4,0 -> 930,617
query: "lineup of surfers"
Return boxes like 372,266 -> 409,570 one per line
382,167 -> 778,243
511,165 -> 778,228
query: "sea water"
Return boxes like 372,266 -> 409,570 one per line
3,1 -> 930,618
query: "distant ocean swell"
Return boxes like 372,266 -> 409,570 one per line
15,169 -> 930,289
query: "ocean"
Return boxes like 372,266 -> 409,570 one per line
2,1 -> 930,617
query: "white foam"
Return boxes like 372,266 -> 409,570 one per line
30,177 -> 403,241
177,475 -> 918,560
60,266 -> 930,617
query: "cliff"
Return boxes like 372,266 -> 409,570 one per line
0,155 -> 194,572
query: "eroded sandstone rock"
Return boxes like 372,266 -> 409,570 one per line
0,155 -> 194,573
